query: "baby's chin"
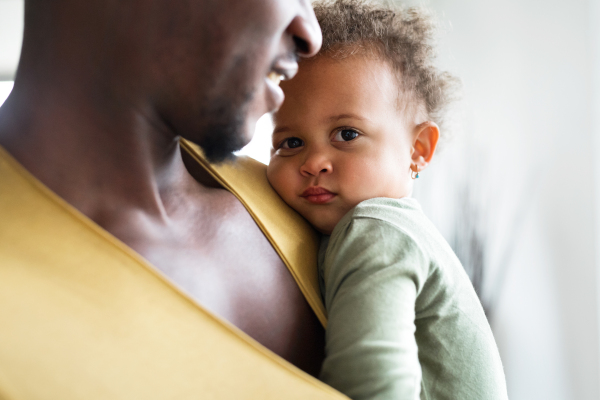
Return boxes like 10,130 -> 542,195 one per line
306,216 -> 339,236
303,203 -> 360,236
315,226 -> 334,236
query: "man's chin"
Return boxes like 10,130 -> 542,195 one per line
191,123 -> 249,164
183,89 -> 257,164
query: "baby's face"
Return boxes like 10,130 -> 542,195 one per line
267,55 -> 415,234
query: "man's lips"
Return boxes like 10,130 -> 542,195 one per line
300,187 -> 336,204
265,76 -> 285,111
265,55 -> 299,111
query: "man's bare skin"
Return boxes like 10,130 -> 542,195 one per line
0,0 -> 324,375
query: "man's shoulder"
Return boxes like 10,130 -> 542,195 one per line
181,139 -> 327,326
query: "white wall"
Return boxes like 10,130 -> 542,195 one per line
0,0 -> 23,80
402,0 -> 600,398
0,82 -> 13,106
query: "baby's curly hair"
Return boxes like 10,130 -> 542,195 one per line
311,0 -> 459,139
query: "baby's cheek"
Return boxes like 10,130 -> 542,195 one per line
345,163 -> 382,201
266,166 -> 283,194
267,164 -> 294,200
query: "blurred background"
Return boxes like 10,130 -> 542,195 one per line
1,0 -> 599,398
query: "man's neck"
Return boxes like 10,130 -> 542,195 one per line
0,78 -> 194,224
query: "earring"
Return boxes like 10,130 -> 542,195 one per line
411,165 -> 419,179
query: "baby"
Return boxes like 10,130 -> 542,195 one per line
266,1 -> 508,399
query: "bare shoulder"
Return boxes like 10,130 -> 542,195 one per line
170,170 -> 325,376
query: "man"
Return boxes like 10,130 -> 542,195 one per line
0,0 -> 345,398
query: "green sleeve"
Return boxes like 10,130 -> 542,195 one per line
320,217 -> 428,400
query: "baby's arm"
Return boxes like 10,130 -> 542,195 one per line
320,217 -> 428,400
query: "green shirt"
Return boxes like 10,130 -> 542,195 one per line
318,198 -> 508,400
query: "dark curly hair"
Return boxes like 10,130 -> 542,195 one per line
311,0 -> 459,139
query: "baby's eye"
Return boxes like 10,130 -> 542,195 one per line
333,129 -> 359,142
280,137 -> 304,149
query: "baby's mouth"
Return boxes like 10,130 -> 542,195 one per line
301,186 -> 336,204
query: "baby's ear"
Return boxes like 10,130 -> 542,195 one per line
411,121 -> 439,171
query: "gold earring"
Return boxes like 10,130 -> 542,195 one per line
411,165 -> 419,179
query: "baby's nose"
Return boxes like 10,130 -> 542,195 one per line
300,153 -> 332,177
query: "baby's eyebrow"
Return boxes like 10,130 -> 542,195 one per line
327,113 -> 371,123
273,126 -> 291,135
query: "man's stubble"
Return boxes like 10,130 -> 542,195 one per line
195,87 -> 255,164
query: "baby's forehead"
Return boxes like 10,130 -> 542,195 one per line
278,53 -> 420,126
299,53 -> 400,96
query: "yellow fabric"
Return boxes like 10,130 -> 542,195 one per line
0,145 -> 345,400
180,139 -> 326,326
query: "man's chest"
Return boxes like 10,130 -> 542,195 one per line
108,191 -> 325,376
